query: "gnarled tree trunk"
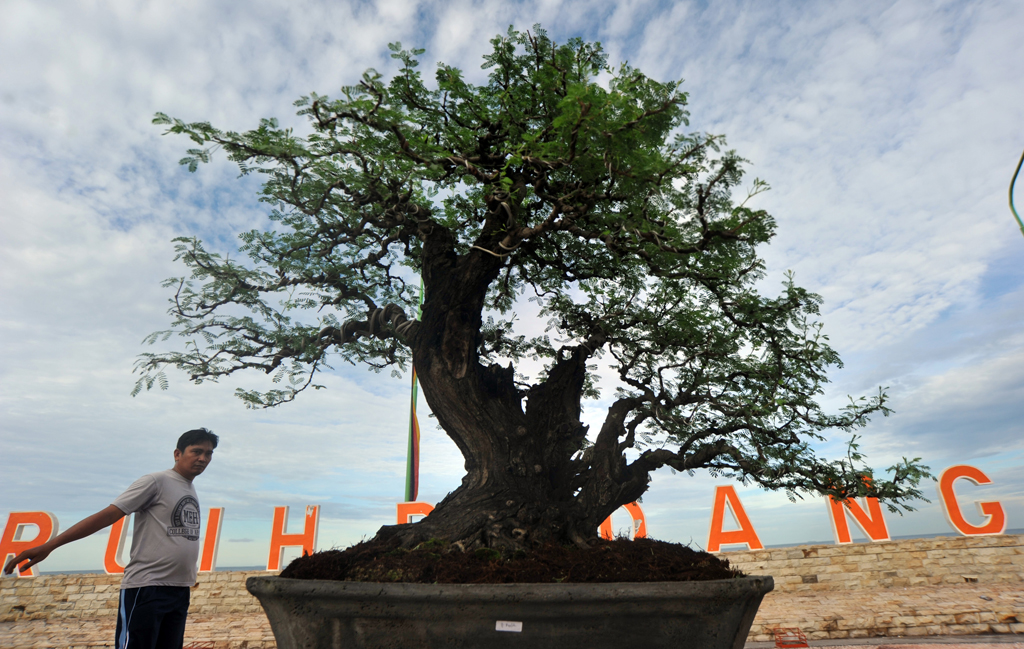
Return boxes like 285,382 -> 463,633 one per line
374,233 -> 638,550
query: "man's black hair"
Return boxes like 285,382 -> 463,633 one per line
177,428 -> 219,452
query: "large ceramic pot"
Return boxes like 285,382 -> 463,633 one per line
246,575 -> 773,649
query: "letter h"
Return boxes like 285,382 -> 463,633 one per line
266,505 -> 319,571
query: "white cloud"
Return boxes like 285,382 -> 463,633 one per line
2,0 -> 1023,570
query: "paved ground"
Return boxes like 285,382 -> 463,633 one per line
3,617 -> 1020,648
745,638 -> 1024,647
3,615 -> 1020,649
747,582 -> 1023,645
0,615 -> 277,649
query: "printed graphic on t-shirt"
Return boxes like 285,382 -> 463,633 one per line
169,495 -> 201,541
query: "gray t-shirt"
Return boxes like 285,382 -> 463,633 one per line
112,469 -> 201,589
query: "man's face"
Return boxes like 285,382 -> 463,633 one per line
173,441 -> 215,481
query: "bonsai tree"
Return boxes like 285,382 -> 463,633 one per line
136,27 -> 928,551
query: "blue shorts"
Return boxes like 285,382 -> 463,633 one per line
115,586 -> 190,649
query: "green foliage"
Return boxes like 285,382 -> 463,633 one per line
136,26 -> 929,510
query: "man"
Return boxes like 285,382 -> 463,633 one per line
3,428 -> 218,649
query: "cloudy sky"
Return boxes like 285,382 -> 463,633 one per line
2,0 -> 1022,573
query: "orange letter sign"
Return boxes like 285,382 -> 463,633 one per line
599,502 -> 648,540
1,512 -> 57,577
827,494 -> 890,544
396,502 -> 434,524
266,505 -> 319,571
104,515 -> 130,574
707,486 -> 763,552
199,507 -> 224,572
938,465 -> 1006,536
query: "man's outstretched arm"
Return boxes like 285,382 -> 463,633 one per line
3,505 -> 125,575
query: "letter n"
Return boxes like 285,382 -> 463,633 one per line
937,465 -> 1006,536
1,512 -> 58,578
707,486 -> 763,553
267,505 -> 319,571
396,502 -> 434,525
827,494 -> 890,544
199,508 -> 224,572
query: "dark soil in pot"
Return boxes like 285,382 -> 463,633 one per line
280,537 -> 743,584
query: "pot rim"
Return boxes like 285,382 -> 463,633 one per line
246,573 -> 774,602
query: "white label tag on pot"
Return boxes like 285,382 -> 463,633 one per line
495,620 -> 523,632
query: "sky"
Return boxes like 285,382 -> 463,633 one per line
1,0 -> 1023,573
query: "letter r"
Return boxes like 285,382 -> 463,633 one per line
1,512 -> 58,577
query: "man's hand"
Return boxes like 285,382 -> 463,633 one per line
3,544 -> 53,575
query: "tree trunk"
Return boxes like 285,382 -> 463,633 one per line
373,237 -> 628,550
376,341 -> 616,550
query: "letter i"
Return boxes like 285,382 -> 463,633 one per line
200,508 -> 224,572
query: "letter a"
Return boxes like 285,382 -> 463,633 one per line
267,505 -> 320,571
1,512 -> 58,577
707,486 -> 763,553
937,465 -> 1006,536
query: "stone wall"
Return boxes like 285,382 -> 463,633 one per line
725,533 -> 1024,592
725,534 -> 1024,643
0,570 -> 267,623
1,534 -> 1022,646
746,581 -> 1024,643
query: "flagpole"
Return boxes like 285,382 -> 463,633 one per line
1011,147 -> 1024,239
404,277 -> 424,502
404,367 -> 420,502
